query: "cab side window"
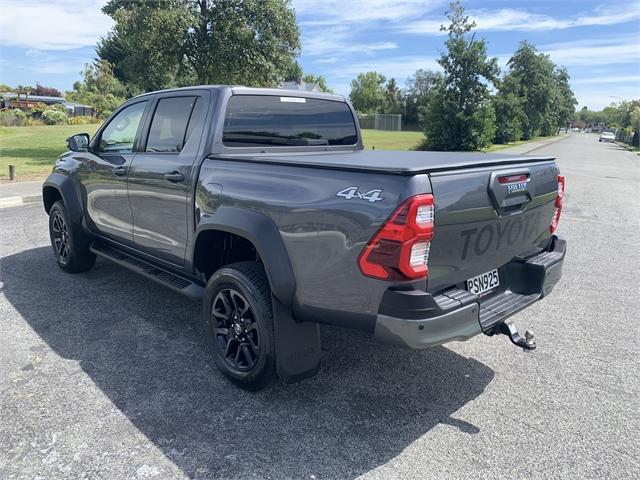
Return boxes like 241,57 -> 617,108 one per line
98,101 -> 147,154
146,97 -> 201,153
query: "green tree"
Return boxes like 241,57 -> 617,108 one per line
578,100 -> 640,134
383,78 -> 403,114
302,73 -> 333,93
501,42 -> 563,139
630,105 -> 640,146
99,1 -> 193,93
493,76 -> 527,144
549,67 -> 577,133
31,83 -> 63,97
349,71 -> 386,114
99,0 -> 300,92
403,69 -> 443,127
423,1 -> 499,151
283,61 -> 304,83
66,60 -> 127,117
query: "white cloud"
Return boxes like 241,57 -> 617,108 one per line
572,75 -> 640,85
540,37 -> 640,66
294,0 -> 446,26
337,56 -> 440,79
301,23 -> 399,57
402,4 -> 640,34
314,57 -> 339,64
574,85 -> 640,110
296,0 -> 444,59
0,0 -> 112,50
8,50 -> 87,76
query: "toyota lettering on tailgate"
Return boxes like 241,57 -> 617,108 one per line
460,211 -> 543,260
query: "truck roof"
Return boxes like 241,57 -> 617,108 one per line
128,85 -> 347,103
218,150 -> 556,175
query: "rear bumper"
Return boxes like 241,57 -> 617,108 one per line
374,236 -> 566,349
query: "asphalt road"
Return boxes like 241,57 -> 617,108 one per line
1,134 -> 638,480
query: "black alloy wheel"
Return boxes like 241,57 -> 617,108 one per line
50,209 -> 70,265
48,200 -> 96,273
212,288 -> 261,372
203,262 -> 276,390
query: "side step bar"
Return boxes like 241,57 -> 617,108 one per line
90,242 -> 205,299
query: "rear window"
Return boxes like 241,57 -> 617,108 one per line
146,96 -> 200,153
223,95 -> 357,147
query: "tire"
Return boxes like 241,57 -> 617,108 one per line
48,200 -> 96,273
202,261 -> 276,391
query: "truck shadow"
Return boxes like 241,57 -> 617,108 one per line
2,246 -> 494,479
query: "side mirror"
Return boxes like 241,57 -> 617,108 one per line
67,133 -> 90,152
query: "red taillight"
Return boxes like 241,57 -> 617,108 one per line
550,174 -> 565,234
358,194 -> 434,281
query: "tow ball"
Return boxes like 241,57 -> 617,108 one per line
496,322 -> 536,351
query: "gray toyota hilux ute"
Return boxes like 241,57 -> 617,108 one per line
43,86 -> 566,390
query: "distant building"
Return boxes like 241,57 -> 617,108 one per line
279,81 -> 321,92
0,92 -> 95,117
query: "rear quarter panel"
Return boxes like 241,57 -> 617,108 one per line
196,158 -> 429,330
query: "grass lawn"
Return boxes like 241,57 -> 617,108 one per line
615,141 -> 640,153
483,136 -> 548,153
0,124 -> 557,182
0,124 -> 100,181
361,129 -> 424,150
0,126 -> 425,181
361,129 -> 553,153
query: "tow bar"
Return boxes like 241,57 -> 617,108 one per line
496,321 -> 537,351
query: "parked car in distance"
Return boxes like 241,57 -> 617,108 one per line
42,86 -> 566,390
599,131 -> 615,142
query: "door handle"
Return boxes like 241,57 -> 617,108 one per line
113,166 -> 127,177
164,171 -> 185,183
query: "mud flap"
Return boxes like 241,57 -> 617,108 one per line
272,295 -> 321,383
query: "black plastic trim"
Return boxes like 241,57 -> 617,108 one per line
91,241 -> 205,299
377,235 -> 566,339
194,206 -> 296,307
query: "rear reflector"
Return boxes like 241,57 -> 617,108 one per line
358,194 -> 434,281
409,241 -> 430,267
550,174 -> 565,234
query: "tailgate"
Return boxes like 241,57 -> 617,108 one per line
427,161 -> 559,293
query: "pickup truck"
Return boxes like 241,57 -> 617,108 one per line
43,86 -> 566,390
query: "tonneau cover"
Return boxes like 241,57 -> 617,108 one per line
214,150 -> 555,175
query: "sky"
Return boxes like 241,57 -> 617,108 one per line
0,0 -> 638,110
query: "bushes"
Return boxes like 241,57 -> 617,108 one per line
49,103 -> 68,113
68,115 -> 100,125
0,109 -> 27,126
29,102 -> 48,115
0,109 -> 97,126
41,109 -> 68,125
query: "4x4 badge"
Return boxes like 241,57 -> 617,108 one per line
336,186 -> 384,203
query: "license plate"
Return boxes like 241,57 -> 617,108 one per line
467,269 -> 499,295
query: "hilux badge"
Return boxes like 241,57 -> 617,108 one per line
506,182 -> 527,194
